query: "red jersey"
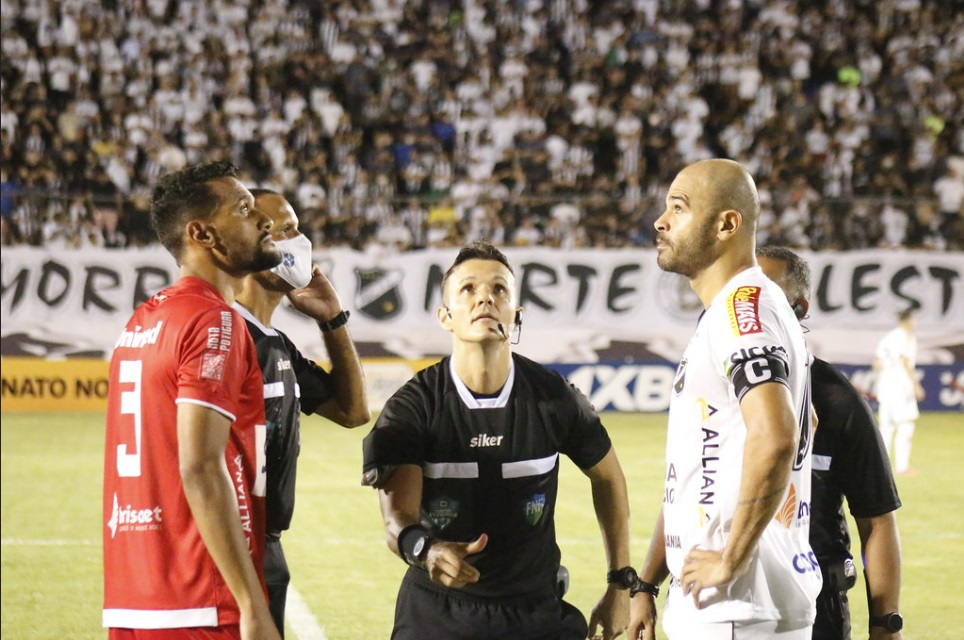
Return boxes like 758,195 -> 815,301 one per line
103,277 -> 267,630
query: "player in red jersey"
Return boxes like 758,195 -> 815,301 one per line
103,161 -> 283,640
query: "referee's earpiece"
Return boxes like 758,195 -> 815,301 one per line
445,306 -> 452,319
792,303 -> 806,320
514,310 -> 522,328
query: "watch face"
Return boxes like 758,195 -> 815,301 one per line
412,536 -> 427,559
620,567 -> 638,588
887,613 -> 903,632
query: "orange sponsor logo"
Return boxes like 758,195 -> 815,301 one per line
727,286 -> 762,336
774,483 -> 797,529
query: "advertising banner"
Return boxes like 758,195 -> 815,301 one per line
2,357 -> 961,413
2,247 -> 963,366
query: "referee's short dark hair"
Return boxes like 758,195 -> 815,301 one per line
151,161 -> 240,261
756,244 -> 812,302
441,241 -> 514,298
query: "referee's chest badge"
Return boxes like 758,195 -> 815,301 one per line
427,497 -> 460,530
524,494 -> 546,525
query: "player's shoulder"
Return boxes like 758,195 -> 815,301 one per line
512,353 -> 571,390
811,357 -> 856,391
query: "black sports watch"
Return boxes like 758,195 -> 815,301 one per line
607,566 -> 638,589
606,567 -> 660,598
398,524 -> 433,566
870,612 -> 903,633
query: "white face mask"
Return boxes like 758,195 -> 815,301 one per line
269,233 -> 314,289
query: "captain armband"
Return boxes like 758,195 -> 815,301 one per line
730,348 -> 791,401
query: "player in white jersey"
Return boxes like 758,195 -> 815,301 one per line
627,159 -> 821,640
873,309 -> 924,475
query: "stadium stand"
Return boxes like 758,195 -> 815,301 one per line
1,0 -> 962,251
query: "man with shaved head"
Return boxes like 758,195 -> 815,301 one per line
627,160 -> 821,640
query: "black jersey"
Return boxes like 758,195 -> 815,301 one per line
362,353 -> 613,599
809,357 -> 901,563
237,304 -> 335,534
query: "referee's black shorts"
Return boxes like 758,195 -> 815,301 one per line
392,567 -> 588,640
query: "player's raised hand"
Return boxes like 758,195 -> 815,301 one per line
287,265 -> 343,323
425,533 -> 489,589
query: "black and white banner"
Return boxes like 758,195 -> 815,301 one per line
2,247 -> 963,365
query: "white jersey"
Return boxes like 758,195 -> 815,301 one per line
875,326 -> 919,422
662,267 -> 821,628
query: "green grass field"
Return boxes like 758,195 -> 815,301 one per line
2,412 -> 961,639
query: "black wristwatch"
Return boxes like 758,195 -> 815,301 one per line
398,524 -> 433,566
606,567 -> 660,598
317,309 -> 350,332
870,612 -> 903,633
607,566 -> 638,589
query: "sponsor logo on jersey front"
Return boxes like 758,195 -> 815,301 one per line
523,493 -> 546,525
470,433 -> 504,447
792,550 -> 820,574
106,492 -> 163,538
773,482 -> 811,529
727,286 -> 762,336
774,483 -> 798,528
427,497 -> 459,530
699,420 -> 720,507
114,321 -> 164,349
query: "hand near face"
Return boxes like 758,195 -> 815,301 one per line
287,265 -> 344,323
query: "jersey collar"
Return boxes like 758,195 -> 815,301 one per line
449,356 -> 515,409
232,301 -> 278,336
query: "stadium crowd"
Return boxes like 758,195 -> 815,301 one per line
1,0 -> 962,252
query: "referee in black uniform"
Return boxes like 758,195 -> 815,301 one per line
362,242 -> 633,640
236,189 -> 370,636
758,246 -> 904,640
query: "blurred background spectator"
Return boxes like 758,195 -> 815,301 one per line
1,0 -> 961,250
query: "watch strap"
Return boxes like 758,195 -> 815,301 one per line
630,579 -> 660,598
870,612 -> 902,632
397,524 -> 431,566
317,309 -> 350,332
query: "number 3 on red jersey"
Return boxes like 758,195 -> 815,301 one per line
117,360 -> 143,477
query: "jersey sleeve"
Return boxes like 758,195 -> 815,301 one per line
281,332 -> 334,415
558,376 -> 613,470
361,377 -> 430,486
831,382 -> 902,518
712,286 -> 793,401
174,306 -> 253,421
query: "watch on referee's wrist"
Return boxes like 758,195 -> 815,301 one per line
397,524 -> 433,566
317,309 -> 350,332
870,612 -> 903,633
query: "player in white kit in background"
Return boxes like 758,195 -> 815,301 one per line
873,309 -> 924,476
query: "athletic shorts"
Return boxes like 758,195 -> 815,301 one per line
392,568 -> 587,640
109,627 -> 240,640
664,618 -> 813,640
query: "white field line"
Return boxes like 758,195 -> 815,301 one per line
286,584 -> 328,640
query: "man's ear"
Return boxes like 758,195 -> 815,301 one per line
437,305 -> 452,329
186,220 -> 216,247
718,209 -> 742,237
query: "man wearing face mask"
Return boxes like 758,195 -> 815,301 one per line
234,188 -> 371,636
